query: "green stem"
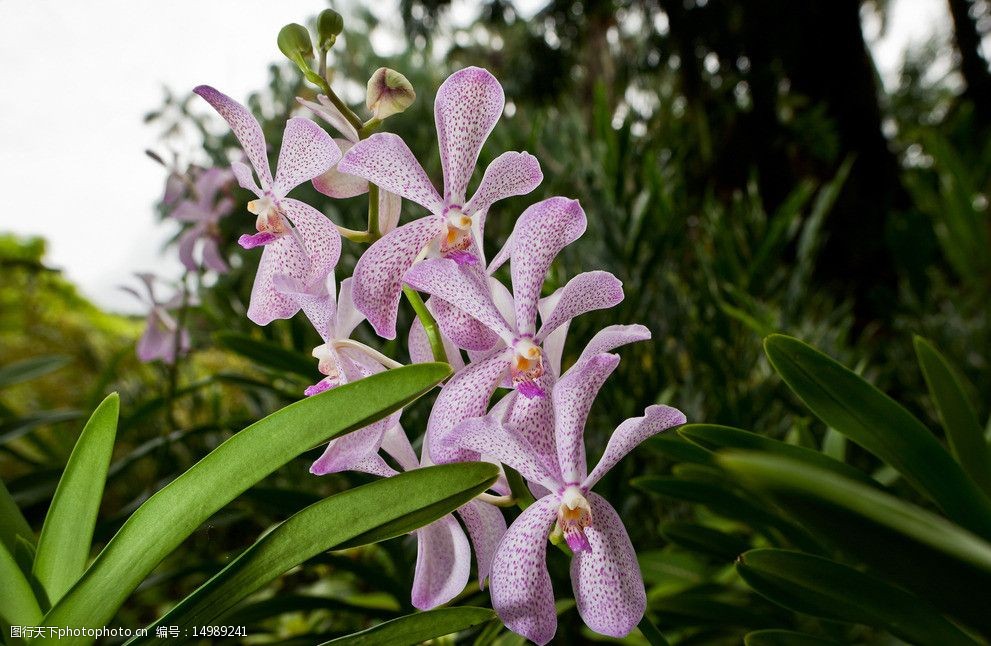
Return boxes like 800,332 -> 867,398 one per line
402,287 -> 447,363
504,465 -> 536,510
319,79 -> 363,133
637,614 -> 670,646
367,183 -> 381,240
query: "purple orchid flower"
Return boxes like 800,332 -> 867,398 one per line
335,66 -> 544,340
170,167 -> 235,273
297,94 -> 402,236
194,85 -> 343,326
444,354 -> 686,644
316,423 -> 508,610
122,274 -> 193,365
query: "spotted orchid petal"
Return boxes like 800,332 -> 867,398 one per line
456,499 -> 507,588
312,138 -> 369,199
434,67 -> 505,205
536,271 -> 624,343
408,317 -> 466,370
510,198 -> 587,335
429,295 -> 501,352
462,151 -> 543,216
379,423 -> 420,472
194,85 -> 273,190
444,414 -> 560,491
338,132 -> 444,213
412,515 -> 473,610
273,117 -> 340,197
574,324 -> 652,367
378,189 -> 402,236
352,217 -> 445,339
297,95 -> 360,143
403,258 -> 515,344
554,353 -> 621,484
231,161 -> 262,195
490,495 -> 560,646
499,373 -> 558,476
570,493 -> 646,638
583,405 -> 687,489
536,290 -> 569,377
426,349 -> 512,464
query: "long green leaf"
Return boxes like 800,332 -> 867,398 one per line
744,630 -> 843,646
0,355 -> 69,388
131,463 -> 498,642
764,334 -> 991,538
914,336 -> 991,497
0,541 -> 42,626
660,522 -> 751,561
41,363 -> 450,641
737,549 -> 977,645
33,394 -> 119,606
718,451 -> 991,636
319,607 -> 497,646
0,477 -> 33,552
215,332 -> 316,378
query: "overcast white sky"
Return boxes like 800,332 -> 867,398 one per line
0,0 -> 953,314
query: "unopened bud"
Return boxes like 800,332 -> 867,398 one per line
277,23 -> 313,64
365,68 -> 415,121
317,9 -> 344,50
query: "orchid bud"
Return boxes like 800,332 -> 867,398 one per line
316,9 -> 344,51
365,68 -> 415,121
277,23 -> 313,64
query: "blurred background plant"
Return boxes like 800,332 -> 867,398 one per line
2,0 -> 989,643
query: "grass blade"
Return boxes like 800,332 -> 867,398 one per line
319,607 -> 497,646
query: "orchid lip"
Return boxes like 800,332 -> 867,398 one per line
557,485 -> 593,553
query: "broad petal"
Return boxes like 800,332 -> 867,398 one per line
457,499 -> 507,588
463,151 -> 542,216
194,85 -> 273,189
426,349 -> 511,464
297,95 -> 360,142
571,493 -> 646,638
310,424 -> 387,475
510,197 -> 587,335
312,138 -> 369,198
274,274 -> 333,339
231,160 -> 262,194
536,271 -> 624,343
553,353 -> 620,484
194,167 -> 233,205
584,405 -> 687,489
337,133 -> 443,213
430,296 -> 501,352
502,372 -> 559,477
332,277 -> 365,340
281,198 -> 342,282
412,515 -> 472,610
408,317 -> 465,370
378,190 -> 402,236
403,258 -> 514,344
274,117 -> 340,196
171,200 -> 209,223
575,324 -> 652,367
490,495 -> 560,646
444,414 -> 560,491
352,216 -> 445,339
136,316 -> 174,364
434,67 -> 505,205
248,237 -> 306,325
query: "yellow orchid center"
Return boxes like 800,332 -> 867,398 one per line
556,485 -> 593,552
442,208 -> 473,252
247,196 -> 288,234
311,344 -> 340,379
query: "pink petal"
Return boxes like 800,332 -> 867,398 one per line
231,161 -> 262,194
352,216 -> 445,339
403,258 -> 515,344
171,200 -> 209,223
536,271 -> 624,343
430,296 -> 501,352
312,138 -> 369,198
490,495 -> 560,646
463,151 -> 543,216
281,198 -> 343,277
337,133 -> 444,213
378,190 -> 402,236
194,86 -> 273,189
408,317 -> 466,370
443,414 -> 560,491
412,515 -> 472,610
501,372 -> 559,476
273,274 -> 333,339
239,232 -> 280,249
310,424 -> 388,475
426,349 -> 512,464
177,226 -> 201,272
571,493 -> 645,638
575,324 -> 652,367
137,315 -> 175,364
553,354 -> 621,484
434,67 -> 505,204
583,405 -> 687,489
350,454 -> 400,477
510,198 -> 587,335
200,237 -> 229,274
379,424 -> 420,472
273,117 -> 341,196
297,95 -> 360,142
457,499 -> 507,588
536,290 -> 568,377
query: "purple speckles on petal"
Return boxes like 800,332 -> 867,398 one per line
238,232 -> 280,249
446,250 -> 478,266
304,379 -> 334,397
565,528 -> 592,553
516,381 -> 546,399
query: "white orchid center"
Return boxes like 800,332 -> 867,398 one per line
442,207 -> 473,253
311,344 -> 340,380
510,338 -> 546,398
247,195 -> 288,234
557,485 -> 593,553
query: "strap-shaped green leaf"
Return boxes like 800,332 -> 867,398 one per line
215,332 -> 316,378
737,549 -> 977,645
41,363 -> 450,641
33,393 -> 119,606
914,336 -> 991,498
718,451 -> 991,636
0,477 -> 33,552
744,630 -> 843,646
0,540 -> 42,626
660,522 -> 751,561
764,334 -> 991,538
0,355 -> 69,388
319,607 -> 497,646
131,463 -> 498,643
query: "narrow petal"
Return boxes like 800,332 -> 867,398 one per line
443,414 -> 560,491
412,515 -> 472,610
352,216 -> 445,339
426,349 -> 512,464
337,133 -> 443,213
273,274 -> 333,339
554,353 -> 621,484
379,423 -> 420,472
537,289 -> 568,377
247,237 -> 307,325
536,271 -> 624,343
177,226 -> 201,272
457,499 -> 507,588
332,277 -> 365,340
463,151 -> 543,216
349,454 -> 399,477
574,324 -> 652,367
510,198 -> 587,335
200,237 -> 229,274
583,405 -> 687,489
136,316 -> 174,363
403,258 -> 515,344
378,190 -> 402,236
430,296 -> 501,352
231,160 -> 262,194
490,495 -> 560,646
297,95 -> 360,142
194,85 -> 273,189
312,138 -> 369,198
501,373 -> 559,477
434,67 -> 505,205
571,493 -> 645,638
171,200 -> 209,223
310,425 -> 388,475
408,316 -> 466,370
273,117 -> 341,196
